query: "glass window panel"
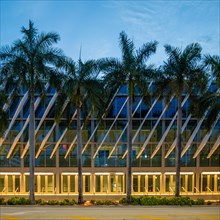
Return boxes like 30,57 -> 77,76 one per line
217,175 -> 220,192
202,175 -> 207,191
95,175 -> 101,192
118,175 -> 123,193
140,175 -> 145,192
15,176 -> 20,192
110,175 -> 116,192
63,175 -> 68,192
48,175 -> 53,193
25,175 -> 30,192
85,176 -> 90,192
133,175 -> 138,192
181,175 -> 186,192
0,175 -> 5,192
8,176 -> 13,192
103,176 -> 108,192
165,175 -> 170,192
210,175 -> 214,191
187,175 -> 193,192
155,175 -> 160,192
41,176 -> 45,192
148,175 -> 153,192
70,176 -> 75,192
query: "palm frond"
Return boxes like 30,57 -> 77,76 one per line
119,31 -> 135,68
136,41 -> 158,64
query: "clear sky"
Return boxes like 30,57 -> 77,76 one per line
1,0 -> 219,67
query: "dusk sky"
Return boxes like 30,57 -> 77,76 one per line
1,0 -> 219,67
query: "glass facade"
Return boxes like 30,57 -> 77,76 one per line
0,85 -> 219,197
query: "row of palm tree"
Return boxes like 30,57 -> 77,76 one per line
0,21 -> 219,204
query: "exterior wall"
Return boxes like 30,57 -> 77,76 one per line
0,85 -> 219,198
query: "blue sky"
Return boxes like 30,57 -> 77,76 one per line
1,0 -> 219,66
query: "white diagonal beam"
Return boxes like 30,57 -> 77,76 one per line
0,91 -> 28,147
151,95 -> 189,159
35,124 -> 56,159
50,127 -> 67,159
64,108 -> 93,159
164,114 -> 192,158
21,92 -> 58,158
81,88 -> 120,154
122,97 -> 159,159
207,135 -> 220,158
133,97 -> 159,143
193,114 -> 220,158
64,124 -> 85,159
108,97 -> 144,158
6,97 -> 41,158
35,100 -> 69,158
50,112 -> 77,159
110,97 -> 158,159
50,89 -> 94,158
93,97 -> 129,159
135,96 -> 175,159
180,114 -> 206,158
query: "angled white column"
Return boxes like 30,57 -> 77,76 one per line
35,123 -> 56,158
132,97 -> 159,143
121,97 -> 159,159
151,95 -> 189,159
180,114 -> 206,158
107,97 -> 143,158
81,89 -> 120,154
135,96 -> 175,159
63,93 -> 123,159
6,97 -> 41,158
50,111 -> 77,159
193,114 -> 220,159
93,97 -> 129,159
21,93 -> 58,158
0,91 -> 29,147
207,135 -> 220,158
64,93 -> 128,159
111,97 -> 159,159
64,124 -> 85,159
35,100 -> 69,158
164,114 -> 191,159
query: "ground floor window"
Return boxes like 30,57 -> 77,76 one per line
0,171 -> 219,195
25,173 -> 54,193
201,173 -> 220,192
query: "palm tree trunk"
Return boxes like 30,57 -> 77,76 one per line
29,86 -> 35,204
175,96 -> 182,197
77,106 -> 83,204
126,91 -> 132,203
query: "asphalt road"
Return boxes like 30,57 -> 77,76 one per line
0,205 -> 219,220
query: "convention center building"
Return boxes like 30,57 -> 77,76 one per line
0,84 -> 219,200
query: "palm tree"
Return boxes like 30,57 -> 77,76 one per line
193,55 -> 220,130
0,20 -> 64,204
154,43 -> 208,197
101,31 -> 158,203
55,57 -> 104,204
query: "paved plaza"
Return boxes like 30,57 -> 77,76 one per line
0,205 -> 219,220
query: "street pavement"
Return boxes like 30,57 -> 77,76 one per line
0,205 -> 219,220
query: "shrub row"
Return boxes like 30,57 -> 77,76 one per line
0,196 -> 205,206
119,196 -> 205,206
0,197 -> 77,205
90,200 -> 118,205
